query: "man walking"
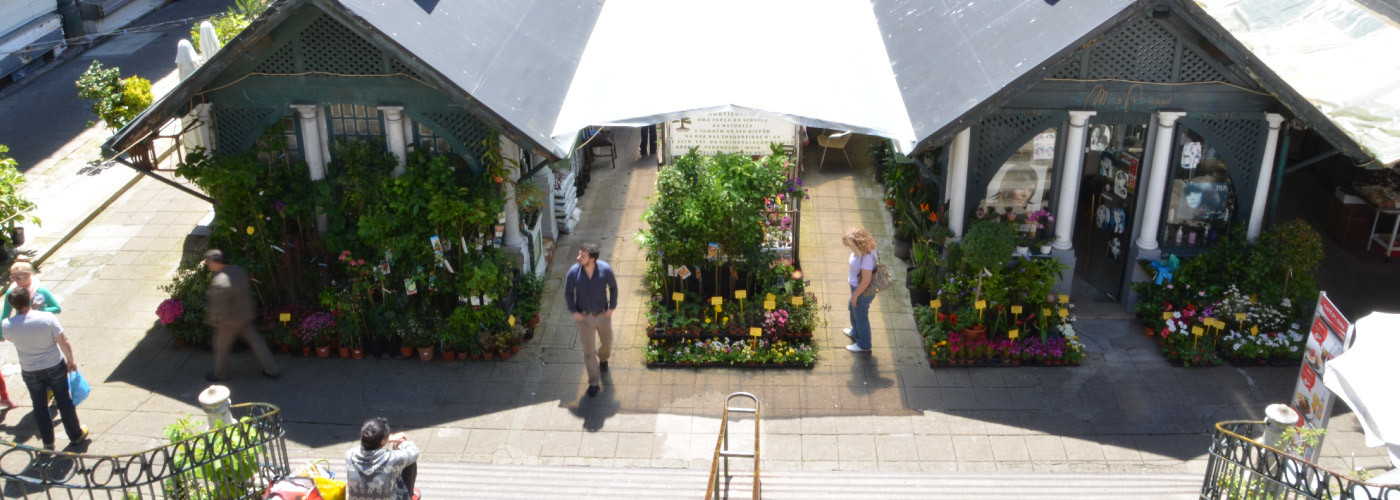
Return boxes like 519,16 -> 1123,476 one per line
204,249 -> 280,382
563,242 -> 618,397
2,288 -> 87,450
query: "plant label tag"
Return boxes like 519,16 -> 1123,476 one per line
470,296 -> 480,306
672,292 -> 684,302
706,243 -> 719,260
734,290 -> 747,300
494,225 -> 504,238
1011,305 -> 1022,314
974,300 -> 986,310
1250,325 -> 1259,336
763,300 -> 775,310
710,297 -> 722,306
677,265 -> 691,280
1042,308 -> 1052,317
444,260 -> 454,274
667,265 -> 677,277
766,293 -> 776,302
431,235 -> 442,252
750,327 -> 761,337
404,279 -> 417,295
508,315 -> 516,327
279,313 -> 290,323
1058,294 -> 1069,304
791,296 -> 804,306
1008,329 -> 1019,339
482,296 -> 491,305
1191,326 -> 1204,336
1163,311 -> 1174,320
385,250 -> 393,264
930,299 -> 941,309
1235,312 -> 1246,323
1058,308 -> 1069,318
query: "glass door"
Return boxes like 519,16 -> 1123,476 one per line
1077,116 -> 1149,300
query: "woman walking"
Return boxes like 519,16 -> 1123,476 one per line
842,226 -> 878,352
1,258 -> 61,408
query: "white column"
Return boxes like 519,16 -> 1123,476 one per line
1052,110 -> 1098,250
533,166 -> 557,240
378,106 -> 408,177
502,136 -> 524,248
196,103 -> 214,152
1135,111 -> 1187,251
1248,114 -> 1287,242
946,128 -> 972,239
291,104 -> 329,232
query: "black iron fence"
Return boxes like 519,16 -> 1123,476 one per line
0,402 -> 289,499
1201,420 -> 1397,500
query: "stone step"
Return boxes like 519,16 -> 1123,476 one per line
414,462 -> 1202,499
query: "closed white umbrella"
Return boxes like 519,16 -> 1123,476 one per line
1323,312 -> 1400,469
198,21 -> 222,58
175,39 -> 202,80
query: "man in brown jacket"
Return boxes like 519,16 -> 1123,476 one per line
204,249 -> 280,381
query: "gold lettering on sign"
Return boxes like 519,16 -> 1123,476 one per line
1083,84 -> 1173,112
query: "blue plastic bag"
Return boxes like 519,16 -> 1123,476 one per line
68,371 -> 91,407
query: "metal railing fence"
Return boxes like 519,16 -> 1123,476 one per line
1201,420 -> 1397,500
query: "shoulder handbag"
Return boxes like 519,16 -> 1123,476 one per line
864,252 -> 893,295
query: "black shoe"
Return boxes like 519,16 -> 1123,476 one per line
599,361 -> 609,372
262,370 -> 281,380
205,373 -> 231,382
586,385 -> 600,397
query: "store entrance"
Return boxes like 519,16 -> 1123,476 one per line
1074,115 -> 1149,300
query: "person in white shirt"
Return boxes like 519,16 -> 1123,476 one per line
1,287 -> 87,450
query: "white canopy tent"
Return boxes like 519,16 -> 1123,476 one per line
1324,312 -> 1400,481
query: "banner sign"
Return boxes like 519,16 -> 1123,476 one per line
666,110 -> 798,157
1289,292 -> 1353,461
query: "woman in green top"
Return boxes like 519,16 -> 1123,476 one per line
1,259 -> 61,409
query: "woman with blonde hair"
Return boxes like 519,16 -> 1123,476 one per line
841,226 -> 878,352
1,257 -> 61,408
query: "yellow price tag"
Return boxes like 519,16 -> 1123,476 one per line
1191,326 -> 1204,336
710,296 -> 723,306
1234,312 -> 1246,323
1008,329 -> 1019,339
1057,308 -> 1069,318
1011,305 -> 1023,315
508,315 -> 516,327
1042,308 -> 1051,317
1058,294 -> 1069,305
1249,294 -> 1258,305
735,290 -> 747,300
672,292 -> 684,302
974,300 -> 986,310
930,299 -> 941,309
791,296 -> 804,306
1250,325 -> 1259,336
1213,319 -> 1225,329
279,313 -> 291,322
749,327 -> 761,337
763,300 -> 776,310
1162,311 -> 1174,320
766,293 -> 776,302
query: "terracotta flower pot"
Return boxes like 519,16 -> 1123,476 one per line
1145,326 -> 1155,337
315,346 -> 331,358
417,346 -> 434,361
351,348 -> 364,359
470,352 -> 481,360
483,351 -> 494,360
499,350 -> 512,360
443,351 -> 457,361
301,346 -> 312,357
960,324 -> 987,342
174,338 -> 188,347
278,343 -> 290,353
338,346 -> 351,358
510,343 -> 521,354
399,346 -> 414,358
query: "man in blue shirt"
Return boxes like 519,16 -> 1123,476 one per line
563,242 -> 618,397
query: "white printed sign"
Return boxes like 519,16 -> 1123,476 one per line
666,111 -> 798,157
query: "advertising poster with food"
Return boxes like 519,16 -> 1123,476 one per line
1289,292 -> 1353,461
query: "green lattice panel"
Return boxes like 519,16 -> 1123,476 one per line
415,111 -> 492,171
1085,15 -> 1176,83
213,107 -> 281,155
300,14 -> 385,75
970,110 -> 1063,208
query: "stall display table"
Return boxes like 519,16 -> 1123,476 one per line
1367,202 -> 1400,258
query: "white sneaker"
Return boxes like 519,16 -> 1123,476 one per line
842,328 -> 855,340
846,343 -> 870,352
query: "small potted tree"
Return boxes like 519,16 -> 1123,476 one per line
0,145 -> 40,261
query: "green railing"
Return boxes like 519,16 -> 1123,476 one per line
0,402 -> 289,499
1201,420 -> 1396,500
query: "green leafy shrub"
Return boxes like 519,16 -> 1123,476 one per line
0,145 -> 41,243
190,0 -> 267,52
75,61 -> 153,129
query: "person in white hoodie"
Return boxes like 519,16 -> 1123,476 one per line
346,417 -> 419,500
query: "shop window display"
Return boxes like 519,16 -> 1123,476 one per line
980,128 -> 1057,240
1163,128 -> 1233,249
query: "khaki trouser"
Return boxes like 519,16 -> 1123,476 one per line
576,313 -> 613,386
212,321 -> 280,379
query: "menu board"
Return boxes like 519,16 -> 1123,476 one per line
666,111 -> 798,157
1289,292 -> 1353,461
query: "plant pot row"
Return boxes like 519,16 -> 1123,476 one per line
928,357 -> 1080,367
647,328 -> 813,341
275,343 -> 524,361
645,361 -> 813,369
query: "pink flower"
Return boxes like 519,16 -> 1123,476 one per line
156,298 -> 184,325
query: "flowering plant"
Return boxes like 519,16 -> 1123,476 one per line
763,309 -> 789,333
299,311 -> 335,346
156,298 -> 184,325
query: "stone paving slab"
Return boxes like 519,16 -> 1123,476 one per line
0,127 -> 1389,482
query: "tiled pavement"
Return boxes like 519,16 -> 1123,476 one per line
0,127 -> 1389,480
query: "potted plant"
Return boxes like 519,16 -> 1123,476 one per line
300,311 -> 335,358
0,145 -> 41,261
